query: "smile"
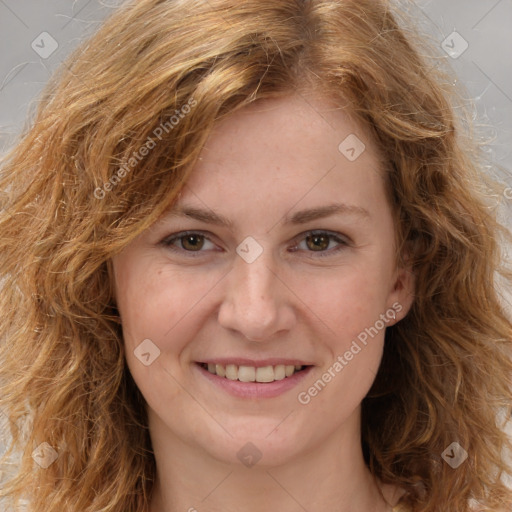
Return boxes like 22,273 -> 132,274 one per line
194,361 -> 313,399
199,362 -> 307,383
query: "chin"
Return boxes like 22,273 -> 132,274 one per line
197,421 -> 307,469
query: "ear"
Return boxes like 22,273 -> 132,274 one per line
385,257 -> 416,325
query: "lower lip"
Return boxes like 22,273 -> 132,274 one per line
194,363 -> 313,399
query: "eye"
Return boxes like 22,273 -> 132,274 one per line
292,230 -> 349,256
159,230 -> 349,258
160,231 -> 217,254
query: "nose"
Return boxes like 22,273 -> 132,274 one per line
217,251 -> 296,341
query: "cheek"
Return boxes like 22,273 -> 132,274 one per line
295,261 -> 392,399
301,263 -> 391,342
115,258 -> 219,351
115,260 -> 221,406
297,273 -> 389,416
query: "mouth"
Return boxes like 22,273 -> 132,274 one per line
194,361 -> 313,399
197,362 -> 309,383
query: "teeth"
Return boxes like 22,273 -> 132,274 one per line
274,365 -> 286,380
256,366 -> 274,382
225,364 -> 238,380
215,364 -> 226,378
203,363 -> 304,382
238,366 -> 256,382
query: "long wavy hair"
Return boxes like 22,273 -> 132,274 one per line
1,0 -> 511,511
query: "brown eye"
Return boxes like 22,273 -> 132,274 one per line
181,234 -> 205,251
160,231 -> 217,255
305,233 -> 331,251
292,231 -> 349,257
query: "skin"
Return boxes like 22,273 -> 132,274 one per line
112,92 -> 415,512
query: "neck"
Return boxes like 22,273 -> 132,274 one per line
147,411 -> 397,512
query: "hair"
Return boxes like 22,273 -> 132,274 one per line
0,0 -> 511,511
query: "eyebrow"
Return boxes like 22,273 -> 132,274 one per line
164,202 -> 370,227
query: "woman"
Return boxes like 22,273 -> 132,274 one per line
0,1 -> 511,511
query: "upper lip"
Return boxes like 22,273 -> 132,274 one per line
196,358 -> 314,368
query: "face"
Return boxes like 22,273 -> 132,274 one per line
112,93 -> 414,467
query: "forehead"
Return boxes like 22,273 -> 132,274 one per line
197,93 -> 377,164
173,93 -> 386,215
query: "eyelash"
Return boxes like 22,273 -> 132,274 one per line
159,230 -> 350,258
